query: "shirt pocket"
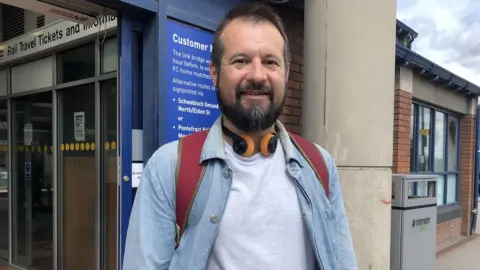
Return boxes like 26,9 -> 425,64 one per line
323,208 -> 339,260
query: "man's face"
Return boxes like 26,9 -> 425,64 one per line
210,19 -> 289,133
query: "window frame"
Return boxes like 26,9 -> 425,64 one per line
410,101 -> 460,207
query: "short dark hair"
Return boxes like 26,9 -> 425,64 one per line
211,2 -> 290,71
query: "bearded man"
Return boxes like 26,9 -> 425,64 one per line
123,2 -> 357,270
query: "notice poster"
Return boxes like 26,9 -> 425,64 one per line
165,19 -> 221,143
74,112 -> 85,141
132,163 -> 143,188
24,123 -> 33,146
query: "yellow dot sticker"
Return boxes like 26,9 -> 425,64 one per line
70,143 -> 74,150
91,143 -> 96,151
81,143 -> 85,150
44,145 -> 48,153
105,142 -> 110,150
65,144 -> 70,151
86,143 -> 90,151
111,141 -> 116,150
75,143 -> 79,151
61,144 -> 64,151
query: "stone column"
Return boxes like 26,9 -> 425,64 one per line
303,0 -> 397,269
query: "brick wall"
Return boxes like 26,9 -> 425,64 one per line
459,114 -> 476,235
436,218 -> 462,252
277,7 -> 304,135
392,89 -> 412,173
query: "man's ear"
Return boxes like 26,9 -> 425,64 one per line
209,63 -> 218,87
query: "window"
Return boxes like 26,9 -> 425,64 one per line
410,103 -> 459,206
57,43 -> 95,84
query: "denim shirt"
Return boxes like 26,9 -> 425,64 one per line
123,116 -> 358,270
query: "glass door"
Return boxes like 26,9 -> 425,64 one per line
57,80 -> 118,270
12,92 -> 53,270
57,84 -> 96,270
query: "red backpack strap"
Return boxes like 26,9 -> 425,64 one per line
289,132 -> 329,196
175,130 -> 208,248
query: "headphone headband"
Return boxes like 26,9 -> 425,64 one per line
222,124 -> 278,157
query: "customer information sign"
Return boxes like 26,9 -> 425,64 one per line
165,20 -> 221,143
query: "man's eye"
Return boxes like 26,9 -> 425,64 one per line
264,60 -> 278,66
233,59 -> 248,64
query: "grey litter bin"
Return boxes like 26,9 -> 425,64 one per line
390,174 -> 437,270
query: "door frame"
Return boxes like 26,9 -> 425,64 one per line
117,14 -> 134,268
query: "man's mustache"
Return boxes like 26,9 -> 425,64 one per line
236,82 -> 273,96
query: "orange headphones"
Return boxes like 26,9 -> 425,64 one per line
222,125 -> 279,157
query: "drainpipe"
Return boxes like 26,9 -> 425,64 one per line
471,104 -> 480,234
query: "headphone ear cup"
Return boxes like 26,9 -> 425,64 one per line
260,133 -> 275,156
240,135 -> 255,157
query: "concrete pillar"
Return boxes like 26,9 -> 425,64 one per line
303,0 -> 397,269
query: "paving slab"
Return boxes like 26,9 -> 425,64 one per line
436,234 -> 480,270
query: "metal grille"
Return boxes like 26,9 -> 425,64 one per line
36,15 -> 45,28
1,4 -> 25,42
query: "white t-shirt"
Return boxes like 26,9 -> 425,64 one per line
206,141 -> 316,270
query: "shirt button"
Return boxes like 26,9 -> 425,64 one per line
210,214 -> 219,223
223,169 -> 230,178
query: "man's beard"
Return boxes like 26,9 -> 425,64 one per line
216,78 -> 286,133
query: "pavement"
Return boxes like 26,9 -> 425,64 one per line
436,234 -> 480,270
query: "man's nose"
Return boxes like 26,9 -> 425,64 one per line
245,59 -> 267,83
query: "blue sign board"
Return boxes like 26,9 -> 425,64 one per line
165,19 -> 221,143
25,161 -> 31,181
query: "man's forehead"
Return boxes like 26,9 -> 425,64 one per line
220,19 -> 284,51
221,18 -> 279,38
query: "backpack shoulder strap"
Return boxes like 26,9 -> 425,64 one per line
288,132 -> 329,196
175,130 -> 208,247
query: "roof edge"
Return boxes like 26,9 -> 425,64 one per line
396,43 -> 480,97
